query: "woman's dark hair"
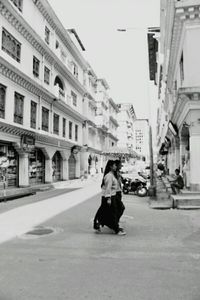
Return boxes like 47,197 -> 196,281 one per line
101,160 -> 114,188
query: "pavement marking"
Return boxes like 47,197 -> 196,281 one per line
0,183 -> 101,245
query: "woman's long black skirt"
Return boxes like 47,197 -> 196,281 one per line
94,195 -> 119,233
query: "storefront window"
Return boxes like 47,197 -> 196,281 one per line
29,149 -> 45,185
0,144 -> 18,187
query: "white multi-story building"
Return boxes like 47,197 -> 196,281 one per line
0,0 -> 123,188
0,0 -> 97,187
152,0 -> 200,191
133,119 -> 149,162
116,103 -> 136,152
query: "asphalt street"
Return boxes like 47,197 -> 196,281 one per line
0,190 -> 200,300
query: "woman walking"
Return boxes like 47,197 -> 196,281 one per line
115,159 -> 125,223
93,160 -> 126,235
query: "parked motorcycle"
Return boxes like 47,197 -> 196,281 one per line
122,176 -> 148,197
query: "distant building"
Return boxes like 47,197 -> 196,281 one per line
133,119 -> 149,162
116,103 -> 136,151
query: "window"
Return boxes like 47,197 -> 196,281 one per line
42,107 -> 49,132
71,91 -> 77,106
14,92 -> 24,124
69,121 -> 72,139
180,52 -> 184,82
75,124 -> 78,141
72,62 -> 78,78
45,26 -> 50,45
44,66 -> 50,84
55,40 -> 59,49
53,113 -> 59,135
33,56 -> 40,77
0,84 -> 6,119
2,28 -> 21,62
63,118 -> 66,138
30,101 -> 37,129
10,0 -> 23,12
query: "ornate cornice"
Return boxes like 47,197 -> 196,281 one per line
0,120 -> 35,138
172,87 -> 200,126
0,0 -> 87,94
0,120 -> 82,151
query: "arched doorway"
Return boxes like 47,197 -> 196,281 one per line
54,76 -> 64,90
29,148 -> 45,185
52,151 -> 62,182
68,154 -> 76,179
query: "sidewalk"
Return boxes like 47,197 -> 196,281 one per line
0,174 -> 102,200
0,175 -> 102,244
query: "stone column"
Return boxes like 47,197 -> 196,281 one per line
74,152 -> 81,178
45,159 -> 53,183
80,148 -> 89,177
62,159 -> 69,181
18,153 -> 29,187
174,137 -> 180,170
189,123 -> 200,191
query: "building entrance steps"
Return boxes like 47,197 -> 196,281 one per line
171,194 -> 200,209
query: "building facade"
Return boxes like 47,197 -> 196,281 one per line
132,119 -> 150,162
0,0 -> 120,188
116,103 -> 136,152
155,0 -> 200,191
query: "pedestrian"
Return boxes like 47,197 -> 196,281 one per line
114,159 -> 125,223
170,168 -> 184,194
93,160 -> 126,235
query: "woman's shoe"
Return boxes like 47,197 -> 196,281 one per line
116,228 -> 126,235
93,221 -> 101,232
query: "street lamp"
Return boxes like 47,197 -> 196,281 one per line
117,26 -> 159,196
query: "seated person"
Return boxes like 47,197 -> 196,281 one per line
170,169 -> 184,194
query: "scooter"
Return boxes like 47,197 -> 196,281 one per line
122,176 -> 148,197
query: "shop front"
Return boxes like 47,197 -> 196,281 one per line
29,148 -> 45,185
0,143 -> 18,187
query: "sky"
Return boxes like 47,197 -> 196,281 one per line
48,0 -> 160,121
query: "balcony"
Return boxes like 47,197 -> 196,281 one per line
54,84 -> 65,102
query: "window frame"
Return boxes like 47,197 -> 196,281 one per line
75,124 -> 78,142
45,26 -> 50,45
0,84 -> 6,119
44,66 -> 50,85
30,100 -> 37,129
2,28 -> 21,63
14,91 -> 24,125
71,91 -> 77,106
42,106 -> 49,132
33,55 -> 40,78
53,113 -> 59,135
69,121 -> 72,140
63,118 -> 66,138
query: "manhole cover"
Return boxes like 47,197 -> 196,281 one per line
26,228 -> 53,236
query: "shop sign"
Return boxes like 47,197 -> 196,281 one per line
21,135 -> 35,152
